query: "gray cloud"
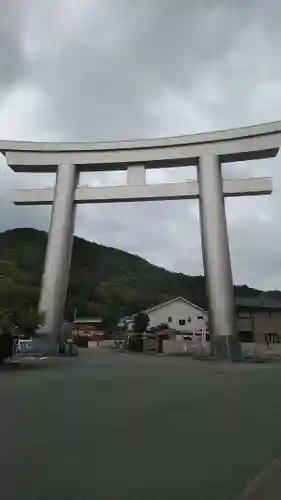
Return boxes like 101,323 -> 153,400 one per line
0,0 -> 27,94
0,0 -> 281,291
23,0 -> 280,140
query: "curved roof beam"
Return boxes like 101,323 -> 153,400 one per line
0,120 -> 280,172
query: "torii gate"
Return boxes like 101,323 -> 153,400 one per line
1,120 -> 281,358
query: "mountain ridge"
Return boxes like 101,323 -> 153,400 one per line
0,227 -> 280,325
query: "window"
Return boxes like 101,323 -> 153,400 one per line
197,315 -> 203,320
238,330 -> 254,343
179,319 -> 186,326
168,316 -> 172,323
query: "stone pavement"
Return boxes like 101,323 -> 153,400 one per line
1,349 -> 281,500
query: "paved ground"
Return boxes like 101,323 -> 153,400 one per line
1,349 -> 281,500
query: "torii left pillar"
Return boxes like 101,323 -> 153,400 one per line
37,163 -> 78,353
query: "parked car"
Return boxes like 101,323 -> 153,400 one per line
15,338 -> 36,356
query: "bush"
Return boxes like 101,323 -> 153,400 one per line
128,334 -> 143,352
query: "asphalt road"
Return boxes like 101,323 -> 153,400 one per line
1,348 -> 281,500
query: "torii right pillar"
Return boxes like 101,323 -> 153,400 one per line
198,155 -> 240,359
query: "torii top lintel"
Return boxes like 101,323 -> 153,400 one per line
0,120 -> 281,173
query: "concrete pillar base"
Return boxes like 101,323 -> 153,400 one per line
213,336 -> 241,360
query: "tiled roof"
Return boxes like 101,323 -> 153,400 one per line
235,297 -> 281,309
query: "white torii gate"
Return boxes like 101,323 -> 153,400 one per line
1,120 -> 280,358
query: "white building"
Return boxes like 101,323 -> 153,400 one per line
120,297 -> 208,334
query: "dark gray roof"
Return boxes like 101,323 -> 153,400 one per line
235,296 -> 281,310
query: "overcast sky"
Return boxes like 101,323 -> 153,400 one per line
0,0 -> 281,291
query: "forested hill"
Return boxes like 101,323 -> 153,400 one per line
0,228 -> 280,325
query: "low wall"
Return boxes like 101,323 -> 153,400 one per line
162,340 -> 281,359
143,338 -> 157,352
241,343 -> 281,359
163,339 -> 211,356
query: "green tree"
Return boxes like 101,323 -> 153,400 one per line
0,311 -> 14,335
15,309 -> 45,337
0,311 -> 14,362
133,313 -> 149,334
0,260 -> 39,314
102,310 -> 119,332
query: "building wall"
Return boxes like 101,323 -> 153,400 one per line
146,299 -> 208,333
121,301 -> 281,344
236,309 -> 281,344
